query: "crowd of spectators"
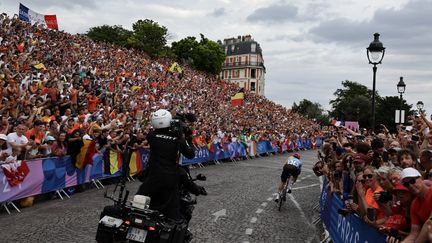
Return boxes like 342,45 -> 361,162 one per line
317,112 -> 432,242
0,13 -> 319,167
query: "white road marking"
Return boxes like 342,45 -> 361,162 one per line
267,197 -> 273,201
261,202 -> 268,207
272,193 -> 277,196
288,194 -> 313,229
212,209 -> 227,222
250,217 -> 258,223
245,228 -> 253,235
255,208 -> 263,214
292,183 -> 320,191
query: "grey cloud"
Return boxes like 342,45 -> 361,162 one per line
210,7 -> 226,17
246,4 -> 298,23
26,0 -> 99,10
309,0 -> 432,55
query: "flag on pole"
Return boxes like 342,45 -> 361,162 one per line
231,90 -> 244,106
19,3 -> 58,30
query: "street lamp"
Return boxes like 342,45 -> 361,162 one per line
367,33 -> 385,132
417,101 -> 424,113
397,77 -> 406,124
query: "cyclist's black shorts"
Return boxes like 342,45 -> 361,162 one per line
281,164 -> 300,183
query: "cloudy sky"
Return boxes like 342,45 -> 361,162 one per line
2,0 -> 432,116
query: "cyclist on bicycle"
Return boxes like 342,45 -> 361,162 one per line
275,153 -> 302,202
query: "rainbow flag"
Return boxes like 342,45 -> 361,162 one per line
129,149 -> 143,176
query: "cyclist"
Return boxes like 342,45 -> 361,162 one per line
275,153 -> 302,202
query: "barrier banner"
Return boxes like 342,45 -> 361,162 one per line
0,153 -> 112,203
320,180 -> 386,243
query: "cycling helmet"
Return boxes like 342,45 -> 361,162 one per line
293,153 -> 301,159
151,109 -> 172,129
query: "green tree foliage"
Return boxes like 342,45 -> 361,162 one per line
171,34 -> 226,74
329,80 -> 414,130
376,96 -> 413,133
171,36 -> 199,61
127,19 -> 168,57
292,99 -> 330,125
86,25 -> 132,46
330,80 -> 373,128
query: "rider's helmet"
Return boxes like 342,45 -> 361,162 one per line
293,153 -> 301,159
151,109 -> 172,129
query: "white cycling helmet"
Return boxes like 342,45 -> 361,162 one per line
151,109 -> 172,129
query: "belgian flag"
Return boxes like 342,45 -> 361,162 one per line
231,88 -> 244,106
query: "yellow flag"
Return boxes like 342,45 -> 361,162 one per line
34,63 -> 46,70
129,151 -> 138,176
109,150 -> 120,174
169,62 -> 183,73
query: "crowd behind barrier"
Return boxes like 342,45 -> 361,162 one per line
0,13 -> 322,197
320,178 -> 387,243
316,115 -> 432,243
0,139 -> 318,204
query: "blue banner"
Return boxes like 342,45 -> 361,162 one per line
320,180 -> 386,243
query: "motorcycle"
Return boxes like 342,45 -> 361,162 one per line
96,171 -> 206,243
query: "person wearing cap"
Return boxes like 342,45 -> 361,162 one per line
380,183 -> 412,239
396,168 -> 432,242
40,135 -> 56,157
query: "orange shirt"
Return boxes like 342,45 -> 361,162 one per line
87,96 -> 99,112
365,186 -> 385,220
410,187 -> 432,226
25,128 -> 45,144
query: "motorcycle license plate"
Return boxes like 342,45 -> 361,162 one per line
126,227 -> 148,242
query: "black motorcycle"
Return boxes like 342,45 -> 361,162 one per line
96,172 -> 206,243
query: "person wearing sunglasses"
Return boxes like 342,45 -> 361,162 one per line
396,168 -> 432,243
356,166 -> 386,228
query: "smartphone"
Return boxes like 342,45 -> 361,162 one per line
366,208 -> 376,221
412,135 -> 420,142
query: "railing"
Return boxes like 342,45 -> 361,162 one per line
222,61 -> 265,68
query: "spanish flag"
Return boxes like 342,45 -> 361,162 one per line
231,91 -> 244,106
169,62 -> 183,73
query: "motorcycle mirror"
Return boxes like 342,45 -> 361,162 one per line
196,174 -> 206,181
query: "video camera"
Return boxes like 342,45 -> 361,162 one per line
170,113 -> 196,138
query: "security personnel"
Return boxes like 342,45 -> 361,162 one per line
137,109 -> 195,220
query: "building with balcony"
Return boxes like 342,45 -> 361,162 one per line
219,35 -> 266,96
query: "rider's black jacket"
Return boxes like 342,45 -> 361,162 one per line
136,128 -> 195,219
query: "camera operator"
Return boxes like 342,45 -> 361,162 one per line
136,109 -> 195,220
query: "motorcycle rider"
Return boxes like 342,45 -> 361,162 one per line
136,109 -> 195,220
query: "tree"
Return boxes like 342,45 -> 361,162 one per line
376,96 -> 413,133
86,25 -> 132,46
171,36 -> 199,61
127,19 -> 168,57
330,80 -> 375,128
171,34 -> 226,74
292,99 -> 330,125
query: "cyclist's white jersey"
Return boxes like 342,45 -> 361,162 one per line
286,156 -> 302,170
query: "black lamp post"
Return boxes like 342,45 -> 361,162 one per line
367,33 -> 386,132
397,77 -> 406,124
417,101 -> 424,113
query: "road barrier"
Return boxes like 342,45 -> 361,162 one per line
319,179 -> 386,243
0,139 -> 320,206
